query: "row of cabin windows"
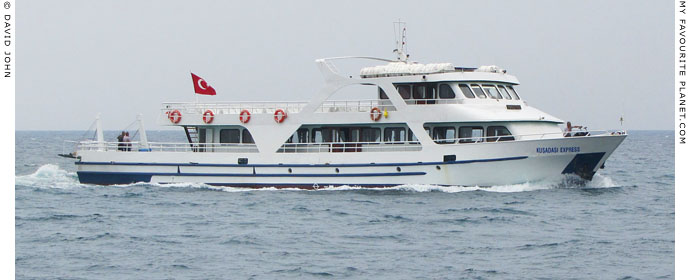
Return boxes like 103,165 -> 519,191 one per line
379,83 -> 520,101
428,125 -> 515,144
283,126 -> 514,144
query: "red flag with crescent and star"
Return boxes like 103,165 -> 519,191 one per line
191,73 -> 217,95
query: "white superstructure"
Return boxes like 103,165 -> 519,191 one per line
71,44 -> 626,188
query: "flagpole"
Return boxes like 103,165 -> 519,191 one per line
191,70 -> 199,105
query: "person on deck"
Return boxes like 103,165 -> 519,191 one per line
123,132 -> 131,151
117,131 -> 125,151
565,121 -> 584,137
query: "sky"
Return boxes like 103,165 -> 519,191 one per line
15,0 -> 672,131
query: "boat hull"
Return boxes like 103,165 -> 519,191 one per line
75,134 -> 626,188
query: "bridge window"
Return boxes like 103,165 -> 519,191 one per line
432,126 -> 455,144
482,84 -> 501,99
413,84 -> 425,99
396,85 -> 412,99
498,85 -> 512,100
487,126 -> 515,142
242,129 -> 255,144
220,129 -> 240,143
458,84 -> 475,98
378,87 -> 389,100
471,84 -> 487,99
384,127 -> 407,143
507,86 -> 521,100
459,127 -> 484,143
439,84 -> 455,99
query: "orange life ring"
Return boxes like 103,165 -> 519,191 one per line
239,109 -> 251,123
169,109 -> 182,124
370,107 -> 382,121
202,110 -> 214,124
274,109 -> 287,123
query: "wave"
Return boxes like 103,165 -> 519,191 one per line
15,164 -> 619,193
15,164 -> 81,189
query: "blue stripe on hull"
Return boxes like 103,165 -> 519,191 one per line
77,172 -> 153,185
76,171 -> 425,185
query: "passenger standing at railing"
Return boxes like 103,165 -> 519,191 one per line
117,131 -> 125,151
123,132 -> 131,151
564,121 -> 585,137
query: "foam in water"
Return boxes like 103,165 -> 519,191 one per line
15,164 -> 618,193
15,164 -> 81,189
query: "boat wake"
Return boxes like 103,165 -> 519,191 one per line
16,164 -> 619,193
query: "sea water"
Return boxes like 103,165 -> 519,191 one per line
15,130 -> 674,279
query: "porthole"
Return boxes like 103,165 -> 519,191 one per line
288,168 -> 292,173
335,168 -> 340,173
396,167 -> 401,172
436,165 -> 441,170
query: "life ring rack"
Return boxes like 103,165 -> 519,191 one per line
202,109 -> 214,124
274,109 -> 287,123
168,109 -> 182,124
370,107 -> 382,121
239,109 -> 251,123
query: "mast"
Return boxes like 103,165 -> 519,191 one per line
393,19 -> 409,62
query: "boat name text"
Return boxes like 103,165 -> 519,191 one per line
536,146 -> 580,154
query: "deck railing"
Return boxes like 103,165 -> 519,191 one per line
74,141 -> 259,153
277,141 -> 422,153
71,130 -> 624,154
161,100 -> 397,115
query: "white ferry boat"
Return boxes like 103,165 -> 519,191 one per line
70,40 -> 626,189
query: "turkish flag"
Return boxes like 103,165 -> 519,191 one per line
191,73 -> 217,95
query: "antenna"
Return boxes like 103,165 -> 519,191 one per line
393,19 -> 409,62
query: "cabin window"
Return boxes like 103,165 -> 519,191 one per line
432,127 -> 455,144
486,126 -> 515,142
471,84 -> 487,99
482,84 -> 501,99
286,128 -> 308,143
384,127 -> 406,143
396,85 -> 411,99
439,84 -> 455,99
312,128 -> 324,143
458,84 -> 475,98
378,88 -> 389,100
198,128 -> 207,143
361,128 -> 381,143
241,129 -> 255,144
335,128 -> 349,142
408,129 -> 418,142
220,129 -> 240,143
498,85 -> 512,100
349,128 -> 361,142
458,127 -> 484,143
507,86 -> 521,100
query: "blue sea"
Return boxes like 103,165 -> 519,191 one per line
15,130 -> 674,279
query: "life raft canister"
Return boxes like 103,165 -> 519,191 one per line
202,110 -> 214,124
239,109 -> 251,123
370,107 -> 382,121
168,109 -> 182,124
274,109 -> 287,123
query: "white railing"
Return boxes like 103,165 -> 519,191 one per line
434,130 -> 622,145
317,100 -> 396,113
162,101 -> 308,115
70,130 -> 625,154
277,141 -> 422,153
75,141 -> 259,153
160,99 -> 433,115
